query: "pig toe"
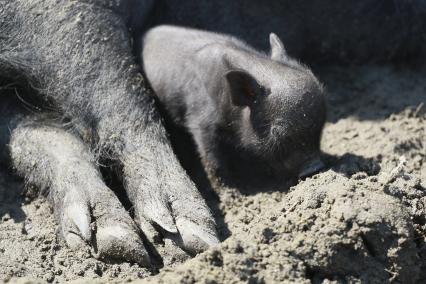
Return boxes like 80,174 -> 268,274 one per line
61,202 -> 92,249
136,199 -> 178,234
133,194 -> 178,244
59,187 -> 150,265
59,190 -> 92,249
169,183 -> 219,254
170,217 -> 219,254
90,190 -> 151,265
94,224 -> 150,266
170,198 -> 219,254
131,183 -> 219,255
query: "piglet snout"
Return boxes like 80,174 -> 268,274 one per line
298,158 -> 325,178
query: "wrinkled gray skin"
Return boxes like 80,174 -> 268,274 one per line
142,26 -> 325,179
1,0 -> 218,266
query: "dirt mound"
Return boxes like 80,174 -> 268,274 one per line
141,167 -> 425,283
1,65 -> 425,283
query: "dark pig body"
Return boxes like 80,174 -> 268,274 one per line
0,1 -> 218,265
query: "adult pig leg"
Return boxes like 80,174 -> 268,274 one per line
0,0 -> 218,256
9,121 -> 150,265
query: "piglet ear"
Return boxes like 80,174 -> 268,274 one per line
225,70 -> 263,107
269,33 -> 288,61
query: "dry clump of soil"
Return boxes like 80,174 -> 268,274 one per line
142,169 -> 425,283
1,65 -> 425,283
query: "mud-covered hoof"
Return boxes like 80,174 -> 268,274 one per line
130,178 -> 219,256
58,186 -> 151,265
94,225 -> 150,266
174,218 -> 219,254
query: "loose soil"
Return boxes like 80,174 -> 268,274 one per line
1,65 -> 425,283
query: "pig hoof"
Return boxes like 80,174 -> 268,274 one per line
94,225 -> 150,265
58,187 -> 150,265
131,181 -> 219,255
173,217 -> 220,254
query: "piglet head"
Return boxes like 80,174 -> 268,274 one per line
225,40 -> 326,178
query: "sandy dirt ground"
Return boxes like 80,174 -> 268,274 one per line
1,65 -> 425,283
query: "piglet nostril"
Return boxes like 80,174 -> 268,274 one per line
298,158 -> 325,178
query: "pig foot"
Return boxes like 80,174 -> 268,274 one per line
9,122 -> 150,265
123,141 -> 219,255
134,181 -> 219,255
57,182 -> 150,265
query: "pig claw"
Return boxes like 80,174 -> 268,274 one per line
170,190 -> 219,254
131,176 -> 219,255
173,217 -> 220,254
61,199 -> 92,248
57,185 -> 150,266
94,225 -> 150,266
